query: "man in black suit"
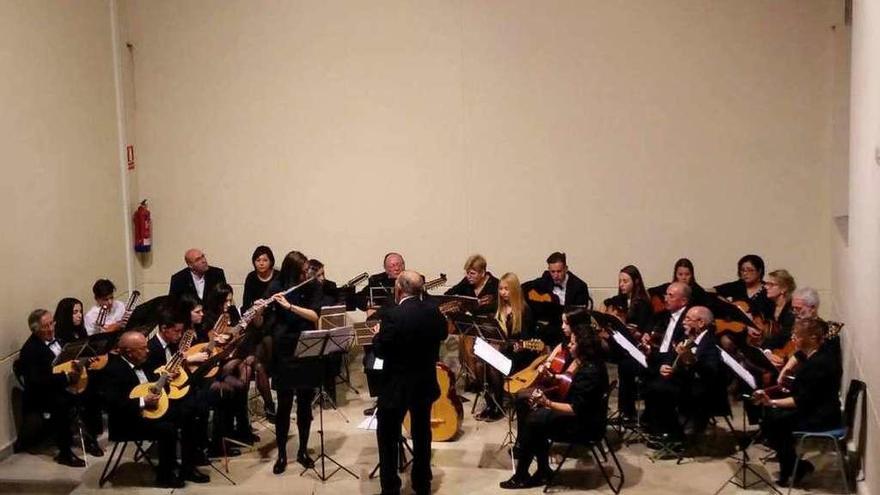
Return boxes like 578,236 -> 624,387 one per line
522,251 -> 592,347
104,331 -> 209,488
372,270 -> 448,495
645,304 -> 727,443
17,309 -> 86,466
168,248 -> 227,302
640,281 -> 690,439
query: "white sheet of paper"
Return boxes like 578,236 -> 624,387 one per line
611,331 -> 648,369
717,346 -> 757,390
473,337 -> 512,376
373,357 -> 384,371
357,414 -> 379,430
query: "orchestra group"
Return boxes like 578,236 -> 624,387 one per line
16,247 -> 844,493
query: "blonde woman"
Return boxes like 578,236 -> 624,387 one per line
476,273 -> 537,422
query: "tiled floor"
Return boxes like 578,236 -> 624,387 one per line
0,347 -> 856,495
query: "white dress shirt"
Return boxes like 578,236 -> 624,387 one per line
552,275 -> 569,306
660,306 -> 686,353
191,271 -> 206,300
84,299 -> 127,335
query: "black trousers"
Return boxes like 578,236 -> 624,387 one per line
616,357 -> 642,417
643,375 -> 683,438
274,388 -> 315,457
376,401 -> 432,495
122,418 -> 179,478
762,409 -> 799,479
45,394 -> 76,454
514,407 -> 574,478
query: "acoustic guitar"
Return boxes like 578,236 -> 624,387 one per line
403,362 -> 463,442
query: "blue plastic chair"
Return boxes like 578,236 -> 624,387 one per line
788,379 -> 865,494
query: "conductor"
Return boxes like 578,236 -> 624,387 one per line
372,270 -> 448,495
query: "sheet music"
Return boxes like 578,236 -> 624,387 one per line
717,346 -> 757,390
611,331 -> 648,369
357,412 -> 379,431
473,337 -> 512,376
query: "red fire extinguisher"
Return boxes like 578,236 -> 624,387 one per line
133,199 -> 152,253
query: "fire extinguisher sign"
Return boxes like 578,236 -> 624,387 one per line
126,145 -> 135,170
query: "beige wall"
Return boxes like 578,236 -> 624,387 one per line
843,2 -> 880,493
0,1 -> 127,452
126,1 -> 841,308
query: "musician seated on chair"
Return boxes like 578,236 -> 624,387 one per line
476,272 -> 537,422
752,318 -> 842,488
357,252 -> 406,409
522,252 -> 592,347
17,309 -> 85,467
84,279 -> 126,335
776,287 -> 841,378
104,330 -> 210,488
444,254 -> 499,313
643,306 -> 727,445
501,325 -> 608,490
169,248 -> 227,303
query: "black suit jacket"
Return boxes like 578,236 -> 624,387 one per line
145,335 -> 176,375
647,308 -> 688,369
524,271 -> 592,308
103,354 -> 159,440
372,297 -> 448,409
168,266 -> 227,302
677,330 -> 728,415
18,334 -> 70,410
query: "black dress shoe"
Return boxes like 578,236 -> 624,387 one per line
527,468 -> 553,487
85,440 -> 105,457
55,452 -> 86,468
363,406 -> 376,416
273,456 -> 287,474
156,474 -> 185,489
297,451 -> 315,469
182,467 -> 210,483
193,451 -> 211,467
499,474 -> 531,489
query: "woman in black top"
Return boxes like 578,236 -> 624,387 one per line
242,245 -> 279,311
476,272 -> 536,422
714,254 -> 771,317
268,250 -> 323,474
648,258 -> 708,310
762,269 -> 797,355
618,265 -> 652,330
501,324 -> 609,489
754,319 -> 842,487
242,245 -> 280,419
444,254 -> 500,314
54,297 -> 87,343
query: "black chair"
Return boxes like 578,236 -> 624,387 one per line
787,379 -> 866,495
99,440 -> 155,487
543,382 -> 624,493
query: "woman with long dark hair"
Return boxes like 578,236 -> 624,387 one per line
54,297 -> 87,343
617,265 -> 652,330
648,258 -> 708,309
501,323 -> 609,489
268,250 -> 323,473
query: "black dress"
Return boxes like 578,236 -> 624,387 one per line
268,279 -> 324,391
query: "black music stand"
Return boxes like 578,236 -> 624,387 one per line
53,332 -> 118,367
713,347 -> 780,495
455,316 -> 507,415
295,327 -> 359,482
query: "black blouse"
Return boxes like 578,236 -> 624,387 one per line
242,269 -> 279,311
568,360 -> 610,440
791,346 -> 842,431
445,272 -> 499,314
714,279 -> 771,317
